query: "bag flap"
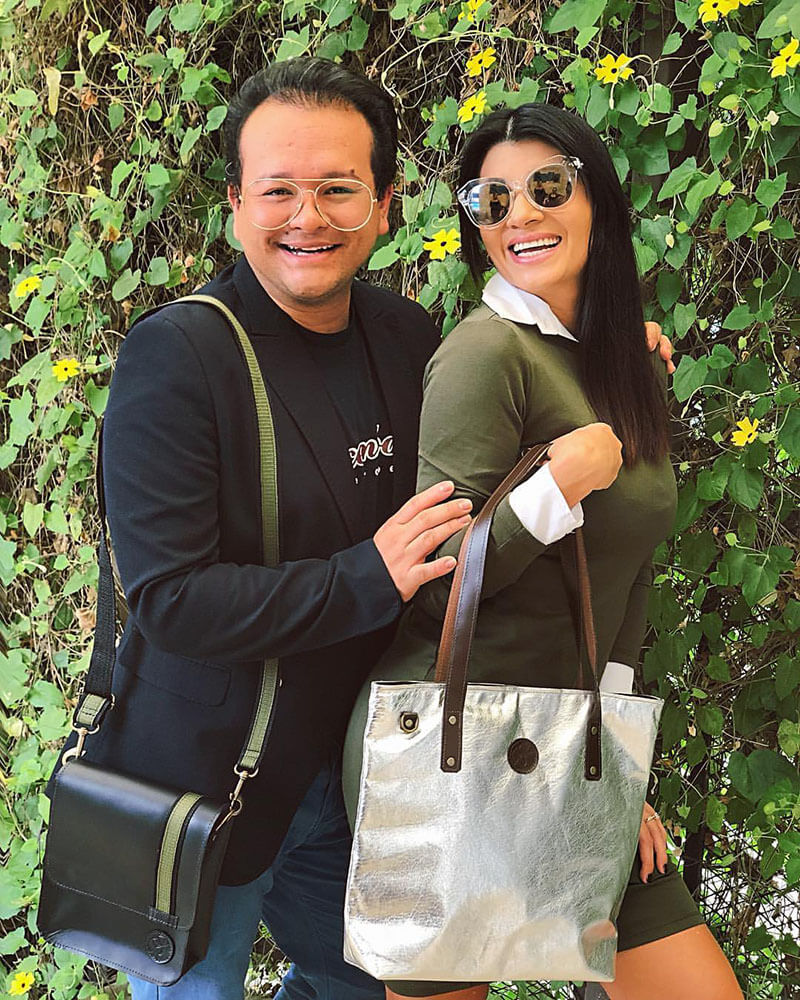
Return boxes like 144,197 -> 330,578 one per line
45,760 -> 225,929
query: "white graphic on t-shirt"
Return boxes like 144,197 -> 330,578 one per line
351,425 -> 394,485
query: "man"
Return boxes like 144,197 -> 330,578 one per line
73,57 -> 672,999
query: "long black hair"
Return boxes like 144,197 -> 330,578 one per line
224,57 -> 398,197
458,103 -> 669,464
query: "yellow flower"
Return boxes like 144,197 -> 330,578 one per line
9,971 -> 35,996
457,90 -> 488,124
14,275 -> 42,298
52,358 -> 82,382
731,416 -> 759,447
466,47 -> 497,78
594,54 -> 634,85
423,228 -> 461,261
698,0 -> 738,24
457,0 -> 483,23
771,37 -> 800,77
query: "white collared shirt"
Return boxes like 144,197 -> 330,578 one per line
481,274 -> 633,693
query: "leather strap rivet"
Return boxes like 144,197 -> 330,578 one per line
446,756 -> 456,767
591,725 -> 598,736
448,715 -> 457,725
589,765 -> 598,776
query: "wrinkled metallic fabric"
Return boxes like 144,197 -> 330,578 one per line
344,682 -> 663,984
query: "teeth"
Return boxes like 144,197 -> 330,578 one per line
282,245 -> 337,254
511,237 -> 561,254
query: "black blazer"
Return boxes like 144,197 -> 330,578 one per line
71,257 -> 439,884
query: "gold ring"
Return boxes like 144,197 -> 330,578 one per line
645,813 -> 659,824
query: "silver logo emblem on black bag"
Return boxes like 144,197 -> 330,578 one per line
146,929 -> 175,964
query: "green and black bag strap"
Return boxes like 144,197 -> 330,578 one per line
69,294 -> 280,815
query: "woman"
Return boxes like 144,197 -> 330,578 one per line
343,104 -> 742,1000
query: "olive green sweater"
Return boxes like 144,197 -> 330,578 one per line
343,305 -> 677,817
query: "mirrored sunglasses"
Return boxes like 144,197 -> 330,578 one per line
457,157 -> 583,229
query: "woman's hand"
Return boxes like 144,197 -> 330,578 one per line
639,803 -> 668,882
547,423 -> 623,509
645,321 -> 676,375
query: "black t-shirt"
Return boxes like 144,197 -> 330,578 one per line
297,317 -> 394,527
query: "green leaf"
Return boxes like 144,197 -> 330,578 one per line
87,28 -> 110,55
778,409 -> 800,459
662,32 -> 682,55
627,129 -> 670,175
546,0 -> 608,32
276,26 -> 310,60
660,700 -> 688,751
673,301 -> 696,339
145,163 -> 170,188
145,256 -> 170,285
85,379 -> 109,417
776,656 -> 800,700
633,238 -> 658,275
684,170 -> 721,218
586,83 -> 610,128
756,0 -> 800,39
22,501 -> 44,537
367,243 -> 399,270
111,268 -> 142,302
346,14 -> 369,50
673,355 -> 709,401
726,198 -> 758,240
755,173 -> 787,210
728,749 -> 799,802
722,304 -> 754,330
705,794 -> 727,833
778,720 -> 800,758
169,2 -> 204,32
727,465 -> 763,510
657,157 -> 697,201
206,105 -> 227,131
179,125 -> 203,163
697,703 -> 724,737
657,271 -> 682,311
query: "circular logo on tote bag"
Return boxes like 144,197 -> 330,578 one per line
507,738 -> 539,774
146,930 -> 175,964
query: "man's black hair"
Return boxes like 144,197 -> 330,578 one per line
224,57 -> 398,196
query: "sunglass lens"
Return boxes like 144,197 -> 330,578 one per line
527,165 -> 573,209
467,181 -> 512,226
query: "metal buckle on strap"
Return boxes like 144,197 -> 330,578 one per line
62,724 -> 98,764
220,765 -> 260,826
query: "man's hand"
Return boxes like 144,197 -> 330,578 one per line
374,482 -> 472,602
645,321 -> 675,375
547,423 -> 623,510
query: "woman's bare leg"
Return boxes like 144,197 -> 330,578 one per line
605,924 -> 743,1000
386,986 -> 489,1000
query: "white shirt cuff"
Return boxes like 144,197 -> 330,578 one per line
508,463 -> 584,545
600,661 -> 634,693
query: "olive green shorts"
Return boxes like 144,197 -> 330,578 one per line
385,856 -> 704,997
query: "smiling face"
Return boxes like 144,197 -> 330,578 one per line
228,98 -> 392,332
477,139 -> 593,329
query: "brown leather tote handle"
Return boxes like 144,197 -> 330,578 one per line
434,444 -> 602,781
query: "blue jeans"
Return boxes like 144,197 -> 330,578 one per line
129,759 -> 383,1000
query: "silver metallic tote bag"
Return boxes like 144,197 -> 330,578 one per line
344,444 -> 664,984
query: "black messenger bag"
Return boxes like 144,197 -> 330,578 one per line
37,296 -> 280,986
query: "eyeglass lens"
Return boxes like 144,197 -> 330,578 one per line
244,179 -> 374,231
464,163 -> 574,226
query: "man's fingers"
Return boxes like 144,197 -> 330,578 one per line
412,554 -> 458,587
393,481 -> 455,525
408,520 -> 470,561
407,497 -> 473,535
